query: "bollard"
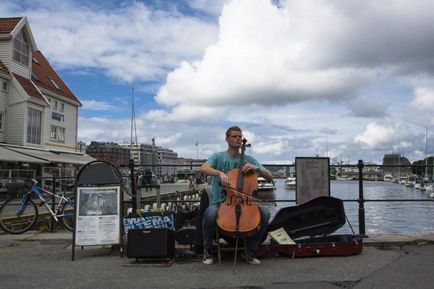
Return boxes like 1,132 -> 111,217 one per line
357,160 -> 366,237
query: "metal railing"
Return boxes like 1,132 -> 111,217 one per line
2,160 -> 433,236
123,160 -> 434,236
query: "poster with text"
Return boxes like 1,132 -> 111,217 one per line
75,186 -> 120,246
296,157 -> 330,205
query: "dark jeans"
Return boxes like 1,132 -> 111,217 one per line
202,203 -> 270,252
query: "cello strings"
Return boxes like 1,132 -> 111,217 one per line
222,184 -> 264,203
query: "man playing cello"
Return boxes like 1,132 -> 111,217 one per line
200,126 -> 273,265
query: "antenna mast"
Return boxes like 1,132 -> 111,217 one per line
130,88 -> 138,146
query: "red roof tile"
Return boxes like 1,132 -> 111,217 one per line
13,73 -> 45,102
0,60 -> 9,74
32,50 -> 81,104
0,17 -> 22,34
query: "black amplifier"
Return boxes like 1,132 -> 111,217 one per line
127,228 -> 175,259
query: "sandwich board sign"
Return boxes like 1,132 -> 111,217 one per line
72,160 -> 123,260
295,157 -> 330,205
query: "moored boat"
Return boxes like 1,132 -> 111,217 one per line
383,174 -> 393,182
284,175 -> 296,190
257,177 -> 276,191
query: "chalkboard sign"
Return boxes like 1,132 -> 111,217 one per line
295,157 -> 330,205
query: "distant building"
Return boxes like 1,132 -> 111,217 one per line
382,154 -> 411,176
156,147 -> 178,177
120,143 -> 155,167
86,141 -> 130,167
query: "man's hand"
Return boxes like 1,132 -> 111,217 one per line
219,172 -> 230,188
242,162 -> 258,174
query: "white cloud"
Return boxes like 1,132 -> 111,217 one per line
146,105 -> 224,122
411,88 -> 434,110
156,0 -> 375,111
81,100 -> 117,111
155,0 -> 434,123
154,133 -> 182,146
253,141 -> 286,156
5,1 -> 218,83
354,123 -> 396,149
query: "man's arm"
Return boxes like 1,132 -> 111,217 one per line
200,162 -> 230,186
242,162 -> 273,181
255,166 -> 273,181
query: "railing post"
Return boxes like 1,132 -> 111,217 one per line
357,160 -> 366,237
129,159 -> 137,216
51,176 -> 56,232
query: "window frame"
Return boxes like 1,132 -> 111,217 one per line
0,111 -> 4,131
49,125 -> 65,143
26,108 -> 42,145
13,30 -> 29,67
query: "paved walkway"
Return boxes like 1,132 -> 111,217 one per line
1,231 -> 434,289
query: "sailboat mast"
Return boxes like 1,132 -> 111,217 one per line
130,87 -> 138,146
426,126 -> 428,178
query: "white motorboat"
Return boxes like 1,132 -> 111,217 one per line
383,174 -> 393,182
405,175 -> 417,187
284,175 -> 296,190
257,177 -> 276,191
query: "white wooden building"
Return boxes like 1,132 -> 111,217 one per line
0,17 -> 93,184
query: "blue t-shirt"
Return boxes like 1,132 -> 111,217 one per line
206,151 -> 265,204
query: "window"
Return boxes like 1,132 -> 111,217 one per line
58,127 -> 65,142
27,108 -> 42,144
0,112 -> 4,130
50,125 -> 65,143
53,100 -> 58,110
1,82 -> 7,92
49,78 -> 61,90
50,125 -> 57,140
60,102 -> 64,112
13,30 -> 29,66
31,72 -> 39,82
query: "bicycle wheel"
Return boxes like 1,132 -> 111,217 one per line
0,196 -> 38,234
60,199 -> 74,232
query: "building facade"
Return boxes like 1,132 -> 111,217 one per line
86,141 -> 130,168
0,17 -> 93,182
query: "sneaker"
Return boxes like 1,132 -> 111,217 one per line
241,251 -> 261,265
202,249 -> 214,265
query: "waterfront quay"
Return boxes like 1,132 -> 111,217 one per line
1,230 -> 434,289
1,181 -> 434,289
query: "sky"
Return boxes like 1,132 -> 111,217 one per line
2,0 -> 434,164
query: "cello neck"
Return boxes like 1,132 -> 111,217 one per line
236,138 -> 248,191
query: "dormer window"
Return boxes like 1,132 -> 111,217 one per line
31,72 -> 39,82
32,56 -> 40,64
49,78 -> 61,90
13,30 -> 29,66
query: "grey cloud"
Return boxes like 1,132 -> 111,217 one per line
347,98 -> 388,118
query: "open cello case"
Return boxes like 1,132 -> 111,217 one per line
255,196 -> 363,258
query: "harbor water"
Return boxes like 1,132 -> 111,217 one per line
260,179 -> 434,235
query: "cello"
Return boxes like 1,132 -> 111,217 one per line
216,138 -> 261,238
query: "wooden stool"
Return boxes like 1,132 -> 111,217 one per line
215,228 -> 249,264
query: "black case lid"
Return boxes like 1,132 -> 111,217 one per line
267,196 -> 346,239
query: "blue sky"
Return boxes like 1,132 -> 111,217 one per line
2,0 -> 434,164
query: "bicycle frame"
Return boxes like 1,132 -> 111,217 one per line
30,183 -> 71,222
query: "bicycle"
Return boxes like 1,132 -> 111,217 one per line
0,179 -> 74,234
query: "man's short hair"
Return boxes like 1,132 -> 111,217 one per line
226,126 -> 242,137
